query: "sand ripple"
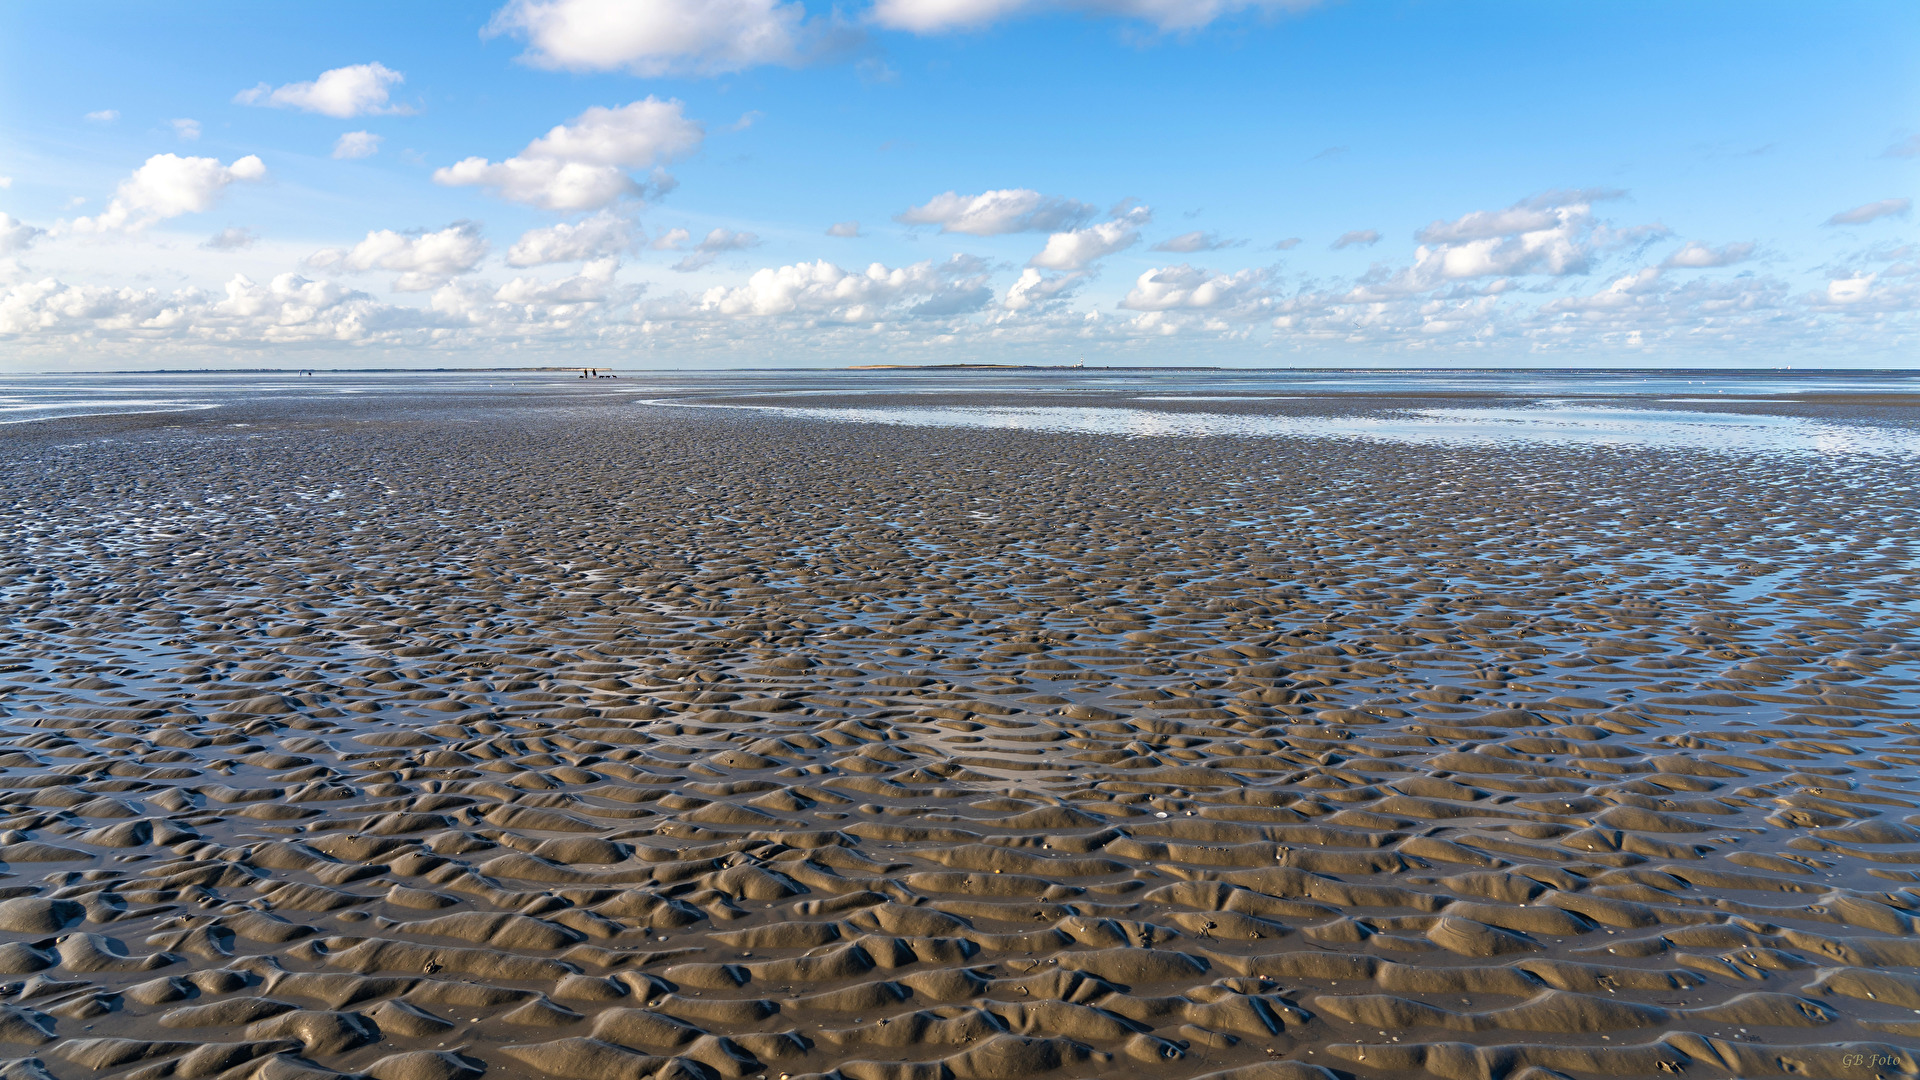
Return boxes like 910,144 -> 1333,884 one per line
0,391 -> 1916,1080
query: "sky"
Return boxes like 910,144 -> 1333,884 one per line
1,0 -> 1916,369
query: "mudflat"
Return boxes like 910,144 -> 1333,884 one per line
2,374 -> 1917,1080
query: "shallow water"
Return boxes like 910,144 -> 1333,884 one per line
4,366 -> 1918,424
642,399 -> 1920,454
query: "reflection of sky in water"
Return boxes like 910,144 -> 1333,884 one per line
3,369 -> 1915,440
645,400 -> 1920,455
0,398 -> 220,424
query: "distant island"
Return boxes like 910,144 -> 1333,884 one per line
88,367 -> 593,374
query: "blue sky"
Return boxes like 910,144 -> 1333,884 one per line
1,0 -> 1915,368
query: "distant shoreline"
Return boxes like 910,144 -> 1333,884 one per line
844,364 -> 1223,370
26,365 -> 1920,375
48,367 -> 595,375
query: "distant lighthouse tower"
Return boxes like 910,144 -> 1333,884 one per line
1073,356 -> 1085,368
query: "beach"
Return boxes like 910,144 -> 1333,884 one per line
1,370 -> 1916,1080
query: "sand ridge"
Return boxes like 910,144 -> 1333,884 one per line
0,385 -> 1916,1080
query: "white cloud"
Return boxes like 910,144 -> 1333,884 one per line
306,222 -> 489,291
1661,241 -> 1755,269
172,119 -> 202,142
506,212 -> 635,266
85,110 -> 119,123
1826,275 -> 1875,305
213,274 -> 362,326
333,131 -> 383,160
202,226 -> 257,251
0,214 -> 44,255
872,0 -> 1318,33
495,257 -> 621,305
1002,267 -> 1086,311
697,255 -> 989,320
2,240 -> 1911,363
486,0 -> 1313,77
0,270 -> 439,345
433,99 -> 704,211
1121,263 -> 1266,311
673,228 -> 761,272
1272,237 -> 1301,250
9,179 -> 1915,363
235,63 -> 409,119
1029,216 -> 1144,270
1152,230 -> 1240,253
873,0 -> 1029,30
1825,198 -> 1911,227
0,177 -> 11,189
1542,266 -> 1665,312
897,189 -> 1095,236
1331,229 -> 1380,249
0,278 -> 172,336
68,154 -> 267,235
1406,189 -> 1624,246
827,220 -> 862,238
488,0 -> 808,76
1364,192 -> 1660,294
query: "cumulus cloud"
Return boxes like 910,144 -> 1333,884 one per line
1825,198 -> 1911,226
1825,275 -> 1875,305
333,131 -> 383,160
214,273 -> 365,325
1364,192 -> 1661,294
85,110 -> 119,123
872,0 -> 1028,30
495,256 -> 621,306
1121,263 -> 1267,311
172,119 -> 202,142
235,63 -> 409,119
68,154 -> 267,235
483,0 -> 1314,77
488,0 -> 810,76
871,0 -> 1318,34
1331,229 -> 1380,249
1406,189 -> 1624,247
1661,240 -> 1755,269
827,220 -> 862,238
506,212 -> 635,266
0,177 -> 11,189
0,278 -> 183,336
673,227 -> 761,272
10,175 -> 1913,362
1029,213 -> 1146,270
1540,266 -> 1665,313
896,189 -> 1095,236
202,226 -> 257,251
697,255 -> 989,320
1002,267 -> 1087,311
433,99 -> 703,211
306,221 -> 489,291
0,271 -> 393,343
0,213 -> 44,255
1151,230 -> 1242,253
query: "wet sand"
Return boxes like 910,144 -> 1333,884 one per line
1,378 -> 1918,1080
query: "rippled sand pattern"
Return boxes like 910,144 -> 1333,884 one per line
2,394 -> 1918,1080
